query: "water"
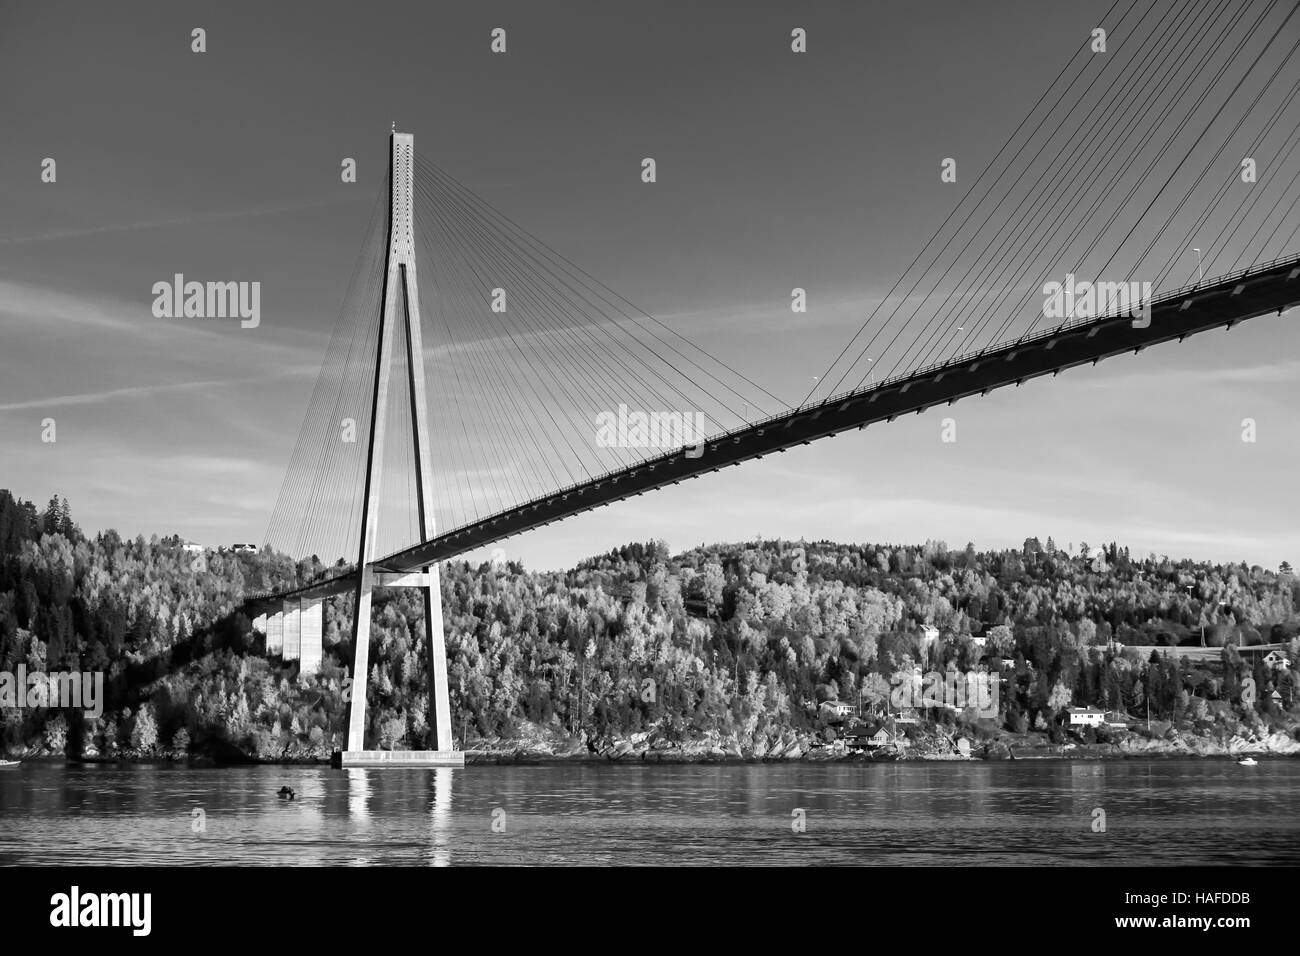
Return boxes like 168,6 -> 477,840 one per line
1,759 -> 1296,865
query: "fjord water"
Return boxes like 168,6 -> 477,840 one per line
1,760 -> 1296,865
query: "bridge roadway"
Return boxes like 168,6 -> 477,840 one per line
250,253 -> 1300,610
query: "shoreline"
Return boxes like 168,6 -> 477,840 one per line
10,728 -> 1298,767
5,751 -> 1294,768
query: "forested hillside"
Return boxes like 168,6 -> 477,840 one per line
1,489 -> 1297,760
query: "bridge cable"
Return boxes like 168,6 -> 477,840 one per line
418,157 -> 783,414
803,0 -> 1135,403
898,0 -> 1225,376
949,0 -> 1267,355
417,164 -> 743,442
868,0 -> 1208,381
949,0 -> 1277,353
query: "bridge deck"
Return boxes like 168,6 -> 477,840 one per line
251,253 -> 1300,607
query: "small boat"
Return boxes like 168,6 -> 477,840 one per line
1237,757 -> 1258,766
0,759 -> 19,769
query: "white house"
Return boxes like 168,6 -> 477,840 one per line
821,700 -> 853,718
182,541 -> 204,554
1263,650 -> 1291,671
1067,706 -> 1107,728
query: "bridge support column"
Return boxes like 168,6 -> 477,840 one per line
299,596 -> 323,676
339,130 -> 461,767
283,599 -> 301,662
252,613 -> 267,634
346,566 -> 376,751
423,568 -> 452,751
266,610 -> 284,656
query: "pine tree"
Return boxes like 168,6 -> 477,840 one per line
58,497 -> 75,539
42,495 -> 63,537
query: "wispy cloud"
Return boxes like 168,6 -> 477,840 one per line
0,279 -> 145,334
0,370 -> 318,414
0,194 -> 369,246
1085,356 -> 1300,387
0,278 -> 333,355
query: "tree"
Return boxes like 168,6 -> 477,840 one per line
225,694 -> 250,742
1046,680 -> 1072,717
131,705 -> 159,752
380,715 -> 406,750
860,673 -> 892,714
699,562 -> 725,616
44,714 -> 68,753
986,624 -> 1015,655
41,495 -> 65,537
58,497 -> 76,539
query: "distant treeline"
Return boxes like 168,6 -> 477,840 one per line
1,488 -> 1296,758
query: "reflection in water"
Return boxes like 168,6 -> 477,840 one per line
963,763 -> 991,818
347,770 -> 371,825
295,800 -> 325,866
0,760 -> 1296,866
347,768 -> 373,866
425,768 -> 454,867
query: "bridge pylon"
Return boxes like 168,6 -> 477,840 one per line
341,131 -> 461,768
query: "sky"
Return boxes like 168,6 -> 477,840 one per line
1,0 -> 1298,572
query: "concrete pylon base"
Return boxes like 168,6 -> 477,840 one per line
337,750 -> 464,768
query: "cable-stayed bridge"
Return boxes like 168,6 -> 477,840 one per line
247,0 -> 1300,765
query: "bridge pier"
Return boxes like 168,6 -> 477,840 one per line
266,609 -> 284,656
299,596 -> 323,676
282,599 -> 301,662
422,568 -> 453,751
346,564 -> 377,750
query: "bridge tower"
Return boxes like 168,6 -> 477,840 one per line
342,131 -> 460,767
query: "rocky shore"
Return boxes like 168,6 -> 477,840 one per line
460,719 -> 1300,764
10,719 -> 1298,766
